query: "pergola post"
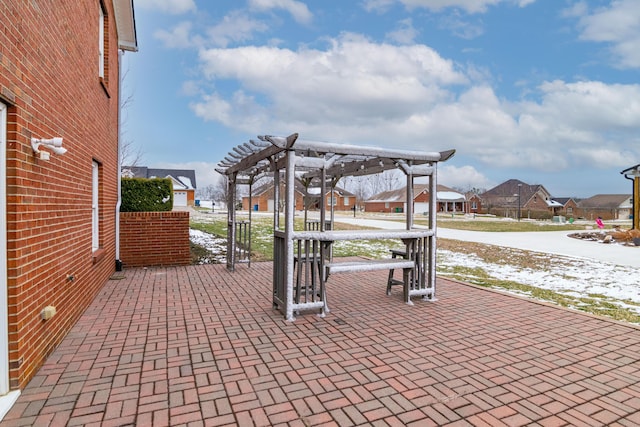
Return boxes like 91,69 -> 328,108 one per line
226,172 -> 237,271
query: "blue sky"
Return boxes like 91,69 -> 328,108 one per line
123,0 -> 640,198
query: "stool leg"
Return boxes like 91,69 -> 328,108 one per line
403,267 -> 414,305
386,251 -> 397,295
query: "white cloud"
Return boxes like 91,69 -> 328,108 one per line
205,11 -> 270,47
438,13 -> 485,39
363,0 -> 396,13
195,34 -> 466,118
573,0 -> 640,68
386,19 -> 419,44
248,0 -> 313,24
188,35 -> 640,174
438,164 -> 494,191
136,0 -> 196,14
364,0 -> 535,14
154,21 -> 194,48
154,12 -> 270,49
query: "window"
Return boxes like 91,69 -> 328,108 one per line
567,207 -> 573,214
471,201 -> 478,210
99,2 -> 105,78
92,161 -> 100,252
343,196 -> 350,206
98,0 -> 110,87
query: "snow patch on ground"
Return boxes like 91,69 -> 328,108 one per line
189,229 -> 227,264
438,249 -> 640,314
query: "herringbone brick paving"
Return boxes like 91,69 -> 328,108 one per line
2,262 -> 639,426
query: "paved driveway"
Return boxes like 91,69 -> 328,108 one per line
1,263 -> 639,426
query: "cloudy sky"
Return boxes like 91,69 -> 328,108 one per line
123,0 -> 640,197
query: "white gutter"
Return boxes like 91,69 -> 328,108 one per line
115,50 -> 124,271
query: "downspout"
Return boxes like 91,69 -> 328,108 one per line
115,49 -> 124,271
623,172 -> 639,230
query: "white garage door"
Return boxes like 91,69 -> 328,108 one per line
174,191 -> 187,206
414,203 -> 429,215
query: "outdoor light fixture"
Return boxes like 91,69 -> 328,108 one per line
31,137 -> 67,160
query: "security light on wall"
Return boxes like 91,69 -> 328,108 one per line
31,137 -> 67,160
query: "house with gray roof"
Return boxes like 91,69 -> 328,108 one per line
122,166 -> 197,207
576,194 -> 633,221
479,179 -> 562,219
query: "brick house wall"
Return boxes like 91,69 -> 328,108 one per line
119,212 -> 190,267
242,186 -> 305,211
365,201 -> 405,213
557,199 -> 579,218
0,1 -> 131,389
323,192 -> 354,211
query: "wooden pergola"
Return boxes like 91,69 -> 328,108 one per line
216,133 -> 455,320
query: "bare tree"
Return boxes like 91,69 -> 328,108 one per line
214,174 -> 230,205
119,66 -> 144,167
343,170 -> 404,210
371,170 -> 403,193
342,176 -> 369,210
196,184 -> 217,201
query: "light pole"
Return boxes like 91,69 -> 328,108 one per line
517,183 -> 522,221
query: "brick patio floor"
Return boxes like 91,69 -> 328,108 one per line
2,262 -> 640,426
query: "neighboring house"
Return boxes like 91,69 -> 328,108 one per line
466,192 -> 483,214
551,197 -> 579,218
242,182 -> 305,211
0,0 -> 137,395
480,179 -> 558,219
576,194 -> 633,221
242,182 -> 355,212
313,187 -> 356,212
365,185 -> 466,214
123,166 -> 197,207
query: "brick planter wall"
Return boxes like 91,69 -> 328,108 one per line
120,212 -> 190,267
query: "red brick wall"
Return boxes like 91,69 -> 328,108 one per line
119,212 -> 191,267
365,201 -> 404,213
1,1 -> 123,388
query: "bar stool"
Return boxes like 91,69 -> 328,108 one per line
386,248 -> 408,295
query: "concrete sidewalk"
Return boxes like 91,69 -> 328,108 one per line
2,263 -> 640,426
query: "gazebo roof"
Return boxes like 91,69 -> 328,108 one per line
216,133 -> 455,185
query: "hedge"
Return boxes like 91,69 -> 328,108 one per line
120,177 -> 173,212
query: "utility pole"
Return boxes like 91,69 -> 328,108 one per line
517,183 -> 522,221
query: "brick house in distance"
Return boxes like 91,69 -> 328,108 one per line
365,184 -> 466,214
550,197 -> 579,218
242,182 -> 355,212
0,0 -> 137,403
576,194 -> 633,221
480,179 -> 560,219
242,182 -> 306,211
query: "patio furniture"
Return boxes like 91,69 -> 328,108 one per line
387,248 -> 408,295
216,133 -> 455,321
